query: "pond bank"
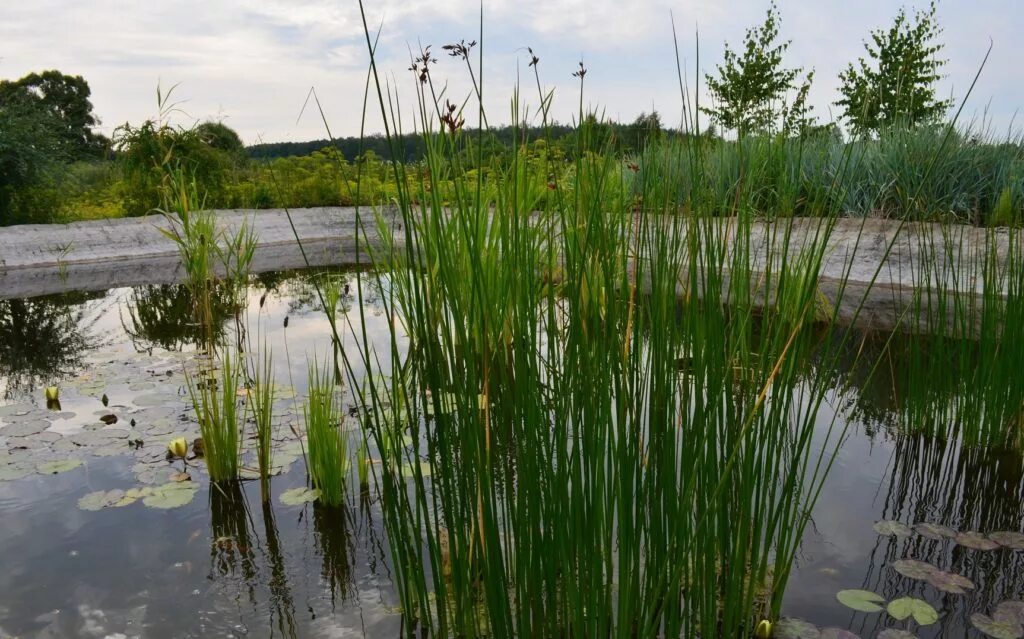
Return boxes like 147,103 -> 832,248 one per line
0,208 -> 394,299
0,209 -> 1017,333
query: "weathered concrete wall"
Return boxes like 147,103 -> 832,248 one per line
0,209 -> 1018,334
0,208 -> 396,299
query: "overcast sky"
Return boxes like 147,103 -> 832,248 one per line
2,1 -> 1019,144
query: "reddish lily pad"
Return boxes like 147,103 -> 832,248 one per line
995,602 -> 1024,626
819,628 -> 860,639
971,613 -> 1023,639
774,618 -> 821,639
877,630 -> 917,639
913,522 -> 956,540
891,559 -> 937,581
874,520 -> 914,537
956,531 -> 1001,551
989,532 -> 1024,550
926,570 -> 974,594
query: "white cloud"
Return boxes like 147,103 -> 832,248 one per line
1,0 -> 1020,142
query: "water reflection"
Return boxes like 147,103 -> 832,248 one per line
121,283 -> 239,353
209,482 -> 299,638
851,432 -> 1024,637
260,501 -> 298,639
314,503 -> 355,605
0,292 -> 105,400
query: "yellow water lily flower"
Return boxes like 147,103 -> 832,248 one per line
45,386 -> 59,401
167,437 -> 189,459
753,619 -> 772,638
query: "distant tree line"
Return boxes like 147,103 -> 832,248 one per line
0,2 -> 1004,226
246,118 -> 669,162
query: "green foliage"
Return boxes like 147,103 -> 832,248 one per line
837,1 -> 951,136
703,2 -> 815,135
114,118 -> 236,217
304,361 -> 348,507
187,348 -> 243,482
0,70 -> 107,160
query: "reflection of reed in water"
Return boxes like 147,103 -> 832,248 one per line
121,283 -> 239,353
851,432 -> 1024,637
208,483 -> 258,589
261,501 -> 297,639
313,502 -> 354,604
209,483 -> 299,638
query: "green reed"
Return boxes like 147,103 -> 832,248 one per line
330,13 -> 892,634
884,224 -> 1024,448
304,360 -> 349,507
248,348 -> 276,502
187,347 -> 243,481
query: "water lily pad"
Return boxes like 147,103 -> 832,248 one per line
874,520 -> 913,537
990,532 -> 1024,550
887,598 -> 938,625
891,559 -> 937,580
1,421 -> 48,437
877,630 -> 917,639
926,570 -> 974,594
913,522 -> 956,540
142,482 -> 198,509
78,489 -> 126,511
773,618 -> 820,639
956,531 -> 1000,551
995,602 -> 1024,626
971,613 -> 1023,639
280,486 -> 320,506
819,629 -> 859,639
836,589 -> 885,613
37,459 -> 83,474
401,461 -> 432,478
0,462 -> 34,481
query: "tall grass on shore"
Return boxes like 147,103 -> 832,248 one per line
633,125 -> 1024,224
327,21 -> 894,635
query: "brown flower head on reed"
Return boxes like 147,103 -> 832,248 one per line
442,39 -> 476,60
409,45 -> 437,84
527,47 -> 540,68
572,61 -> 587,79
440,100 -> 465,134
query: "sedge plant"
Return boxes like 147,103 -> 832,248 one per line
304,359 -> 349,507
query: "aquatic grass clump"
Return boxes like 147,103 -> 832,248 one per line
247,348 -> 275,502
326,25 -> 892,635
187,348 -> 243,481
304,360 -> 349,507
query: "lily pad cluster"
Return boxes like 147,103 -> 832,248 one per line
835,590 -> 938,625
873,519 -> 1024,550
890,559 -> 974,594
78,481 -> 199,510
76,481 -> 198,512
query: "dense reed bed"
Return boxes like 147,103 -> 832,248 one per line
321,20 -> 912,634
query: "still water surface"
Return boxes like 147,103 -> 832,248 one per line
0,269 -> 1021,638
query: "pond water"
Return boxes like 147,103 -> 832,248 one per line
0,269 -> 1022,638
